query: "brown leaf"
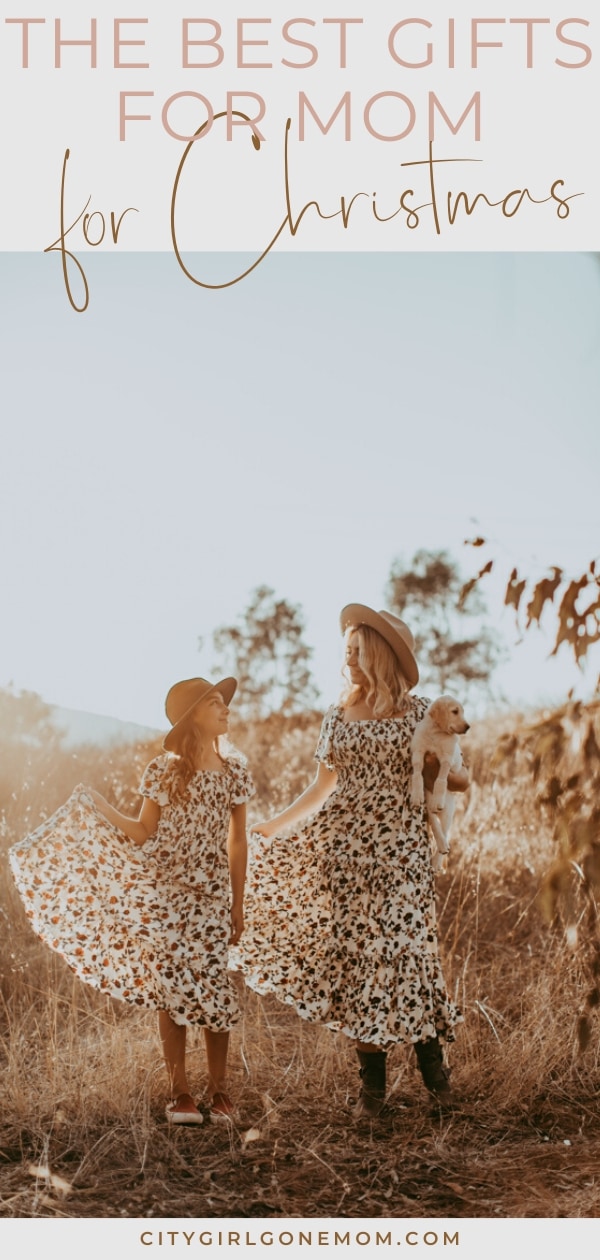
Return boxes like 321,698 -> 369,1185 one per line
525,568 -> 563,628
504,568 -> 527,613
552,574 -> 592,656
579,594 -> 600,620
458,577 -> 478,609
458,560 -> 493,610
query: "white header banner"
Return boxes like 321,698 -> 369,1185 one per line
0,1 -> 598,258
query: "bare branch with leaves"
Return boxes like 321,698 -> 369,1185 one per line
462,539 -> 600,675
491,692 -> 600,1051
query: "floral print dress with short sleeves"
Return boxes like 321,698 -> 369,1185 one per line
234,698 -> 461,1047
9,754 -> 255,1029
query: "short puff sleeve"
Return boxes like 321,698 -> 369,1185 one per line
139,755 -> 174,807
228,759 -> 256,806
413,695 -> 431,722
314,705 -> 337,772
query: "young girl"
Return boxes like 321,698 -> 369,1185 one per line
9,676 -> 254,1125
233,606 -> 468,1117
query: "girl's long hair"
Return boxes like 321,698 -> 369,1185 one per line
341,624 -> 413,718
167,725 -> 226,801
167,725 -> 244,802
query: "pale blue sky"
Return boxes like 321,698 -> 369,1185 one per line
1,251 -> 599,730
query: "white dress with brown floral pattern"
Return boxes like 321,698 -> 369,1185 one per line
9,755 -> 255,1029
233,700 -> 461,1047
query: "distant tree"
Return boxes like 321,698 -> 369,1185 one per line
211,586 -> 320,722
0,685 -> 65,828
385,549 -> 503,697
0,685 -> 60,748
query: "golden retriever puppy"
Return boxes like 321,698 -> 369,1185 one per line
410,696 -> 470,871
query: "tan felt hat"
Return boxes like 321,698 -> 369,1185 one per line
163,676 -> 237,752
340,604 -> 419,689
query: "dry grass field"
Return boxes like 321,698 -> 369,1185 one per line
1,704 -> 599,1220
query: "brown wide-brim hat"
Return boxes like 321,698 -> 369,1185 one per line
340,604 -> 419,689
163,676 -> 237,752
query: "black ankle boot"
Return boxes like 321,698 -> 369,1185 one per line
414,1037 -> 452,1103
356,1049 -> 387,1117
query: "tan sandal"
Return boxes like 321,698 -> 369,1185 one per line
165,1092 -> 204,1125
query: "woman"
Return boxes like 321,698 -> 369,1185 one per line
234,605 -> 468,1116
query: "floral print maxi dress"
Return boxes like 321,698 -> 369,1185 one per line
233,700 -> 461,1047
9,755 -> 255,1029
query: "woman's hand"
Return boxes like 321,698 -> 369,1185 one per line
423,752 -> 469,794
448,764 -> 470,793
249,764 -> 337,839
250,819 -> 278,840
229,903 -> 244,945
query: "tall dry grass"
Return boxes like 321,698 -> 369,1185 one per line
1,704 -> 599,1219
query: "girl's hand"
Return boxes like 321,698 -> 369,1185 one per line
229,904 -> 244,945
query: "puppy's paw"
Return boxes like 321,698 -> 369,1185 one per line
431,790 -> 447,813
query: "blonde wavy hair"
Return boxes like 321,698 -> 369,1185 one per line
341,624 -> 414,718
